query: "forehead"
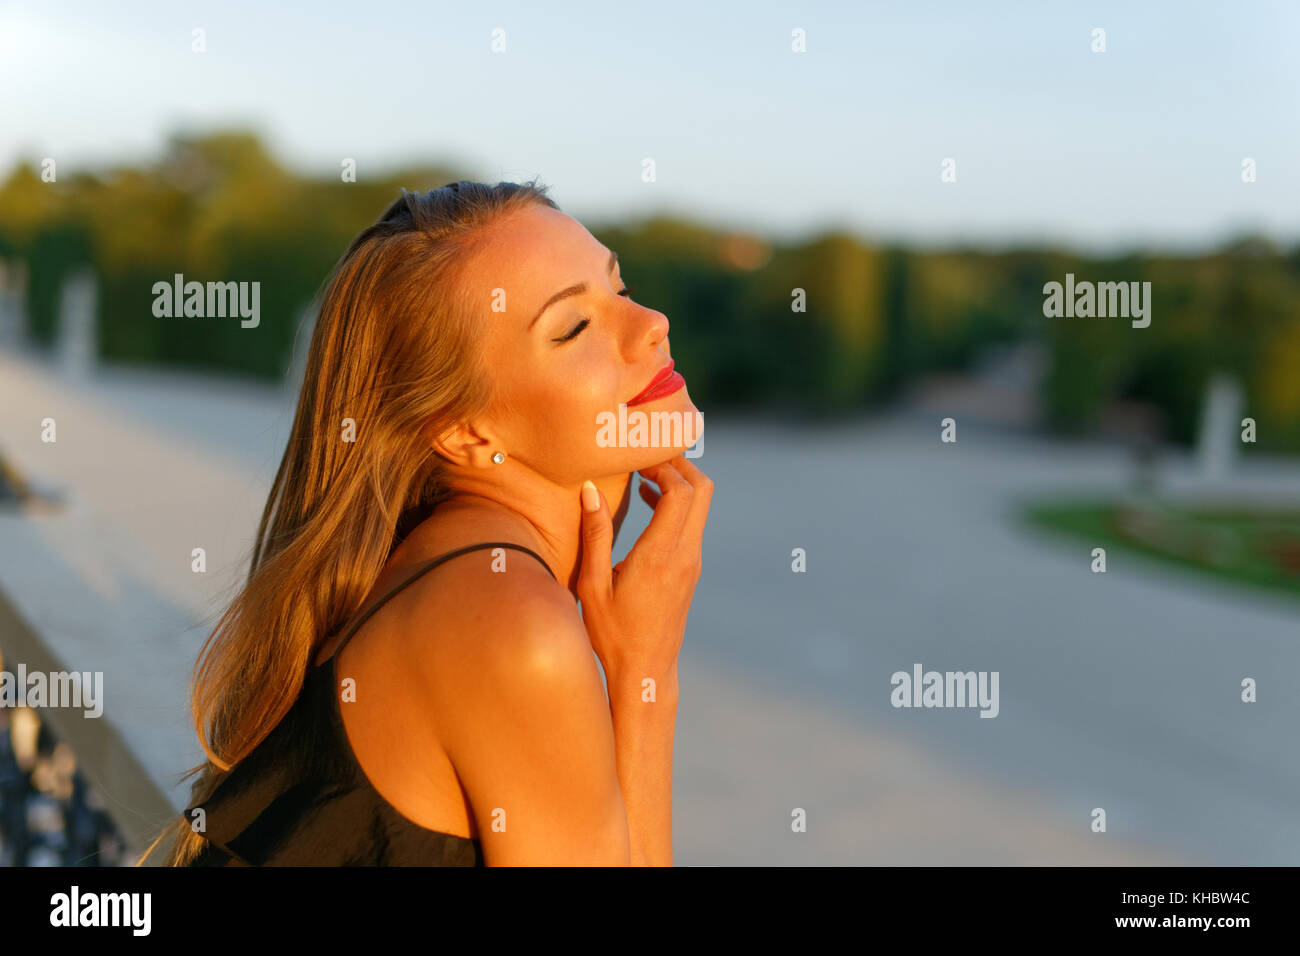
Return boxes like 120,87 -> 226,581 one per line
468,204 -> 613,296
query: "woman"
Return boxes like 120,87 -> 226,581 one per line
140,179 -> 711,866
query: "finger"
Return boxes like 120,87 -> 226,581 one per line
637,457 -> 691,492
638,477 -> 661,509
634,459 -> 693,546
666,455 -> 714,551
576,480 -> 613,605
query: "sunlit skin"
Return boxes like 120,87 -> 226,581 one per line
308,202 -> 709,863
418,202 -> 704,594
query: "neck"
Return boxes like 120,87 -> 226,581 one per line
429,470 -> 632,595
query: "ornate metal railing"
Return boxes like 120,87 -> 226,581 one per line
0,700 -> 129,866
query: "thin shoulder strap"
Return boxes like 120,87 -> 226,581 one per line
321,542 -> 556,665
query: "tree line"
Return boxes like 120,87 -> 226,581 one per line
2,130 -> 1297,454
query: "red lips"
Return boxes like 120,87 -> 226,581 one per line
627,359 -> 686,406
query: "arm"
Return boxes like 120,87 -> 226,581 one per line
572,458 -> 713,866
606,661 -> 677,866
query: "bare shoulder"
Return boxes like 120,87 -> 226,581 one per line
399,544 -> 595,721
399,545 -> 627,862
376,525 -> 630,862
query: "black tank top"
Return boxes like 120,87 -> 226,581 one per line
183,542 -> 557,866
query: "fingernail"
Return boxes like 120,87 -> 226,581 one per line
581,479 -> 599,513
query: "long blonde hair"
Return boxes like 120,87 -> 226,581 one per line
138,180 -> 559,865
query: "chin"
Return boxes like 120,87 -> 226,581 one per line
590,389 -> 703,472
633,401 -> 704,467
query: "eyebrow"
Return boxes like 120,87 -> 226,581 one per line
527,249 -> 619,331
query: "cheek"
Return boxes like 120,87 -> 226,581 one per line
502,353 -> 618,447
559,341 -> 621,403
552,350 -> 624,452
570,365 -> 621,433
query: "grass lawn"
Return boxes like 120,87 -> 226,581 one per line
1020,498 -> 1300,602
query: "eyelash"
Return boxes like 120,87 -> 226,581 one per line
554,285 -> 634,342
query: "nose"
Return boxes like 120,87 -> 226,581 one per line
638,306 -> 669,349
620,295 -> 669,361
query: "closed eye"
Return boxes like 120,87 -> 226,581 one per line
553,318 -> 589,342
552,285 -> 634,343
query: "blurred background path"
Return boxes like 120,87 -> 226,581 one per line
6,342 -> 1296,864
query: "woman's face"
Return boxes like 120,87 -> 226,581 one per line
456,203 -> 702,486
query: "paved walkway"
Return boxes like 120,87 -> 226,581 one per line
4,345 -> 1295,863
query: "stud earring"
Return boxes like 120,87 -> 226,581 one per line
492,451 -> 506,464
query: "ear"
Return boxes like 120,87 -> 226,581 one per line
424,417 -> 499,468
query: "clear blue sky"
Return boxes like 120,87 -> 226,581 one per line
3,0 -> 1297,253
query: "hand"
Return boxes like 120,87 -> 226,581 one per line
576,456 -> 714,683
